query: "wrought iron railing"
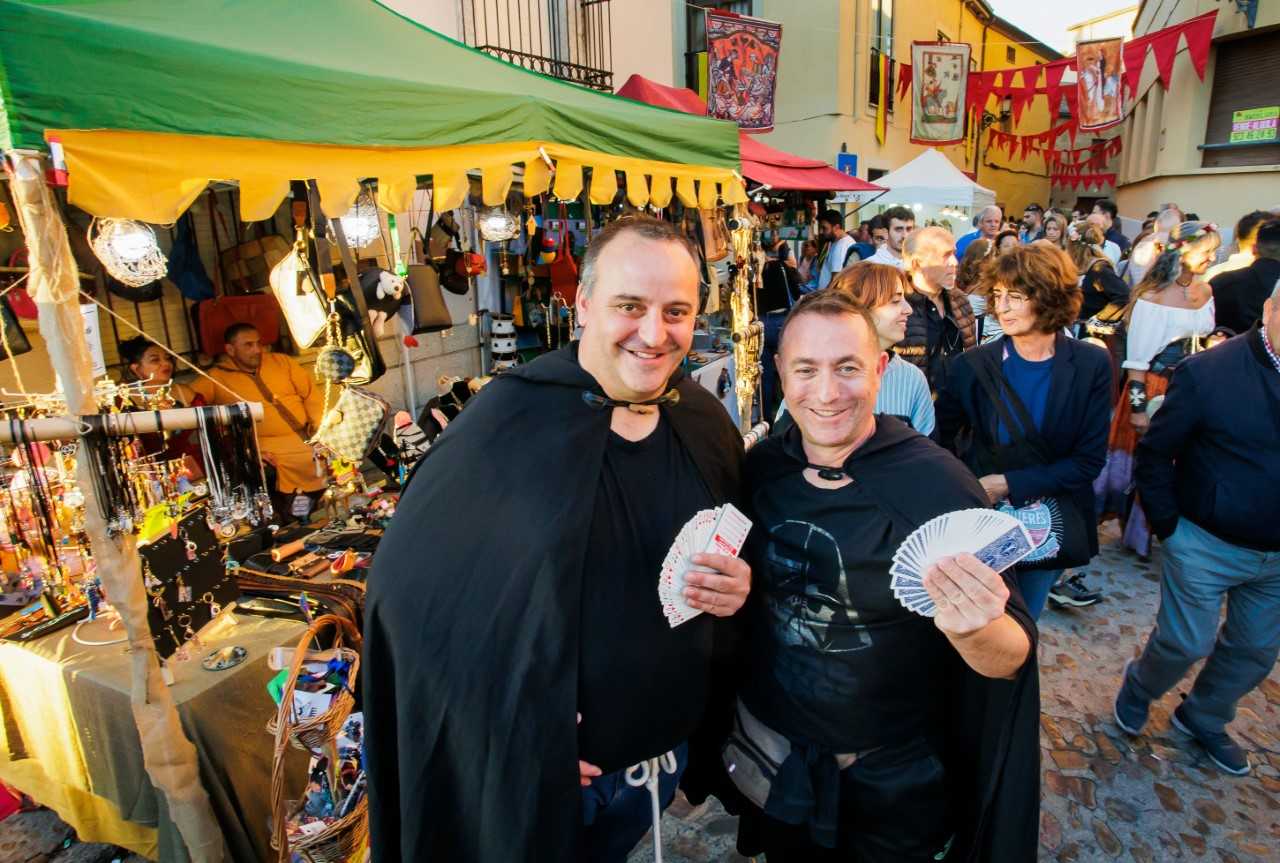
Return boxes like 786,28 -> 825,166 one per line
461,0 -> 613,91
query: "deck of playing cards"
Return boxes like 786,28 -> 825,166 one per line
658,504 -> 752,628
890,508 -> 1035,618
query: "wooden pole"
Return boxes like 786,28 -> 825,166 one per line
6,151 -> 225,863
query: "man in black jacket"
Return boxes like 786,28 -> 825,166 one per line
1210,218 -> 1280,335
1114,288 -> 1280,776
731,290 -> 1040,863
364,217 -> 752,862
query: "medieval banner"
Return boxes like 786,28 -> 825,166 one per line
910,42 -> 971,145
1076,37 -> 1125,131
705,10 -> 782,132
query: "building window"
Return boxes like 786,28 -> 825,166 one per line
869,0 -> 895,112
1201,29 -> 1280,168
460,0 -> 614,91
684,0 -> 754,93
1006,45 -> 1016,63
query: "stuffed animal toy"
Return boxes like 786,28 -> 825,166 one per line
358,268 -> 408,336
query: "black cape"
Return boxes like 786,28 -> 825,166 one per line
363,344 -> 744,862
738,418 -> 1042,863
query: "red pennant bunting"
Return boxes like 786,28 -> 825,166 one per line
1150,27 -> 1180,89
1044,59 -> 1070,114
1181,12 -> 1216,81
897,63 -> 913,102
1122,34 -> 1150,102
1011,67 -> 1039,126
967,70 -> 991,114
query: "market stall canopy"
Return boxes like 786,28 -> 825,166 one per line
834,148 -> 995,208
0,0 -> 744,222
617,75 -> 884,194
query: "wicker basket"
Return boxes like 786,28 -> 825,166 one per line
269,614 -> 367,863
266,614 -> 361,752
272,798 -> 368,863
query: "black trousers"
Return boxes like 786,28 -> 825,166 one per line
737,738 -> 954,863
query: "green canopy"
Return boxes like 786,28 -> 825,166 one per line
0,0 -> 743,220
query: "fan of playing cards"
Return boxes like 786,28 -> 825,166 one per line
890,508 -> 1036,618
658,504 -> 752,628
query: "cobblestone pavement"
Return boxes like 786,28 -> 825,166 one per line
630,523 -> 1280,862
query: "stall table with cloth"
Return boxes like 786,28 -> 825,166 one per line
0,614 -> 307,862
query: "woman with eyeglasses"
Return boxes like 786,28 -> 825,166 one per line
1094,222 -> 1219,559
936,244 -> 1113,618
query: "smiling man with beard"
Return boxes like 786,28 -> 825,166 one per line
364,216 -> 751,862
728,289 -> 1040,862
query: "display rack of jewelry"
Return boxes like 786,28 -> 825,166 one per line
139,507 -> 238,660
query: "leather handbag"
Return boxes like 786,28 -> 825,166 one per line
332,294 -> 387,386
699,207 -> 731,263
547,223 -> 579,305
310,386 -> 391,463
269,240 -> 329,349
404,263 -> 454,333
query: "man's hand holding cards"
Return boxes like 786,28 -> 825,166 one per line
658,504 -> 752,626
890,508 -> 1035,625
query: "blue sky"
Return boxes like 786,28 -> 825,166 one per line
989,1 -> 1136,53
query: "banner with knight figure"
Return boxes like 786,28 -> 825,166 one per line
910,41 -> 971,145
1076,36 -> 1125,131
705,10 -> 782,132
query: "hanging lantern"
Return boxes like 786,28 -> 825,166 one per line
88,218 -> 167,287
477,206 -> 519,242
340,190 -> 381,248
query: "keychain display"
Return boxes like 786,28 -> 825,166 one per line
194,404 -> 273,538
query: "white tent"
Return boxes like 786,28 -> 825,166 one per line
834,148 -> 996,208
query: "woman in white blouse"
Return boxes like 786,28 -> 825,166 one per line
1095,222 -> 1220,558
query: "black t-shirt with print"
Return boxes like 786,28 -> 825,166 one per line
741,470 -> 951,752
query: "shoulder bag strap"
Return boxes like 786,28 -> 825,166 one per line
240,366 -> 310,441
973,349 -> 1056,464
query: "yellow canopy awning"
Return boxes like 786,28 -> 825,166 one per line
54,130 -> 747,223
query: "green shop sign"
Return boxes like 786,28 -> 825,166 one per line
1229,107 -> 1278,144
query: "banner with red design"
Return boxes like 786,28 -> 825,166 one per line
705,10 -> 782,132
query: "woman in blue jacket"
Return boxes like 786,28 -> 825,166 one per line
936,244 -> 1113,618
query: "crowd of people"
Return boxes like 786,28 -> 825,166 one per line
363,195 -> 1280,861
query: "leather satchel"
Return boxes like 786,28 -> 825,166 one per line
311,386 -> 391,463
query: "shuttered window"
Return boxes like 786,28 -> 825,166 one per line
1202,30 -> 1280,168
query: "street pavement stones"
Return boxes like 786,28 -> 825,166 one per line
629,522 -> 1280,862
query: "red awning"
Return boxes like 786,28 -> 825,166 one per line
617,75 -> 885,194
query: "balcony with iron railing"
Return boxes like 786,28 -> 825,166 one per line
460,0 -> 613,91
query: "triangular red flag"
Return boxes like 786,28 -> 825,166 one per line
1181,11 -> 1216,81
1044,59 -> 1070,115
897,63 -> 913,102
1005,131 -> 1018,158
1011,67 -> 1039,126
1122,35 -> 1150,102
967,71 -> 992,114
1150,28 -> 1180,88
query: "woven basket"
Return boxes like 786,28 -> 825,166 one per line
266,615 -> 361,752
272,798 -> 368,863
269,614 -> 366,863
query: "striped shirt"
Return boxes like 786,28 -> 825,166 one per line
775,354 -> 936,436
